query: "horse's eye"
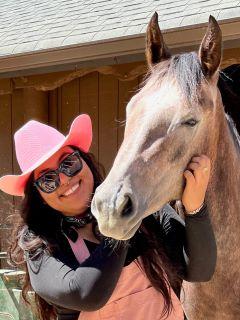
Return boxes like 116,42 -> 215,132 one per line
182,119 -> 198,127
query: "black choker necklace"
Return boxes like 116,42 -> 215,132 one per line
64,211 -> 94,228
61,211 -> 104,242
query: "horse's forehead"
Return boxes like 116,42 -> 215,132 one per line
135,81 -> 183,114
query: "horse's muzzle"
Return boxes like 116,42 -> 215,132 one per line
91,184 -> 140,239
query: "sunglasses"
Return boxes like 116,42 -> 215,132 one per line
34,150 -> 83,193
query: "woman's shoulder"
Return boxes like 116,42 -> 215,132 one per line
19,225 -> 47,256
19,226 -> 53,273
25,240 -> 79,274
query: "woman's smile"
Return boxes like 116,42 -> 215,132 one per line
60,180 -> 82,198
63,182 -> 80,197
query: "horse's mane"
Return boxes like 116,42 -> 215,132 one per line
145,52 -> 204,103
169,52 -> 204,102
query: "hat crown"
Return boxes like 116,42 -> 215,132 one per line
15,120 -> 65,172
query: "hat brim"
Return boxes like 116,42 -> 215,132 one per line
0,114 -> 92,196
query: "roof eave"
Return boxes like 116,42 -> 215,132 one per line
0,18 -> 240,78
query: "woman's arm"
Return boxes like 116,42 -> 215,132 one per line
158,155 -> 217,282
159,203 -> 216,282
27,238 -> 128,311
183,204 -> 217,281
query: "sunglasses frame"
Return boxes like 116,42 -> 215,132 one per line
34,150 -> 83,194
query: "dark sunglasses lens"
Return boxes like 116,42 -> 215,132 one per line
37,171 -> 60,193
60,153 -> 83,177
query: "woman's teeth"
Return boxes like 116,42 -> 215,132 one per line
63,183 -> 79,196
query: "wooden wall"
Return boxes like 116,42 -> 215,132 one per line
48,72 -> 142,171
0,71 -> 142,254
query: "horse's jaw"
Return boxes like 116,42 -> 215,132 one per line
91,169 -> 183,240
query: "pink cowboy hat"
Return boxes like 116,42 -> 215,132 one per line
0,114 -> 92,196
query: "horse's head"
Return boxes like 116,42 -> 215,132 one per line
92,13 -> 222,240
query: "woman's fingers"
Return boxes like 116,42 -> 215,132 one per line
188,162 -> 201,172
182,154 -> 211,213
190,156 -> 210,174
187,155 -> 211,182
189,155 -> 210,167
183,169 -> 195,185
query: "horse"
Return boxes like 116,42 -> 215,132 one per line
91,13 -> 240,319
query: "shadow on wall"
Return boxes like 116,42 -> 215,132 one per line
218,64 -> 240,133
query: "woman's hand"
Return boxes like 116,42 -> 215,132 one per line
182,155 -> 211,214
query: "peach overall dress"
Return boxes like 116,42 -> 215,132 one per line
68,232 -> 184,320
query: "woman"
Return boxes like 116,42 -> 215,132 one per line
0,114 -> 216,320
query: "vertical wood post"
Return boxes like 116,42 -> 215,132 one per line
23,88 -> 48,123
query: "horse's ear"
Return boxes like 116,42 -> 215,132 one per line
146,12 -> 171,68
199,16 -> 222,78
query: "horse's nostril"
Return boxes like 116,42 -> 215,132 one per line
121,196 -> 133,217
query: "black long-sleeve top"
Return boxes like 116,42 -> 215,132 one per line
26,204 -> 216,320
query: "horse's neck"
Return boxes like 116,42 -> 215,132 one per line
207,111 -> 240,235
205,110 -> 240,297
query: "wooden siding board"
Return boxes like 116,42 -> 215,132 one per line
118,79 -> 138,148
0,79 -> 12,95
79,72 -> 99,160
48,89 -> 58,128
23,88 -> 48,123
61,78 -> 80,134
99,74 -> 118,173
57,87 -> 62,131
11,89 -> 24,175
11,89 -> 24,209
0,95 -> 15,256
0,94 -> 13,252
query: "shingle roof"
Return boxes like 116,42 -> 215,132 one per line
0,0 -> 240,58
